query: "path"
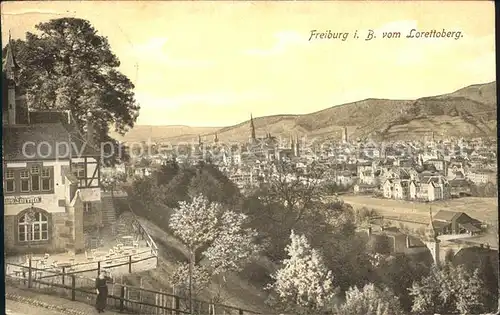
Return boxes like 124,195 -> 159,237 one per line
6,300 -> 66,315
6,285 -> 122,315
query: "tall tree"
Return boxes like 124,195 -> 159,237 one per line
335,284 -> 405,315
5,18 -> 140,165
267,231 -> 337,314
169,194 -> 261,310
409,263 -> 487,314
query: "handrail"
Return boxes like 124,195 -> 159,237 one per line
68,249 -> 153,269
6,262 -> 262,314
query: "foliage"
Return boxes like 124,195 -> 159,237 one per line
170,262 -> 212,297
409,263 -> 487,314
5,18 -> 140,165
169,194 -> 221,251
243,161 -> 326,261
204,211 -> 261,275
470,182 -> 498,197
368,234 -> 392,255
131,176 -> 166,210
477,253 -> 499,311
372,255 -> 430,311
267,231 -> 337,314
168,194 -> 261,294
334,283 -> 405,315
353,207 -> 379,227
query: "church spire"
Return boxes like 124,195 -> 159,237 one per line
250,113 -> 256,141
3,30 -> 20,81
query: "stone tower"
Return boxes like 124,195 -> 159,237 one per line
342,126 -> 348,143
294,135 -> 300,157
425,206 -> 441,267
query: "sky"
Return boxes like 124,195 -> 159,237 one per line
1,1 -> 496,127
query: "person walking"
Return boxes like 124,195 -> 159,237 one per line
95,270 -> 109,313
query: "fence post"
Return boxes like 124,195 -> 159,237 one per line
128,255 -> 132,273
97,261 -> 101,276
71,275 -> 76,301
62,267 -> 66,285
28,257 -> 32,288
174,295 -> 180,315
120,285 -> 125,312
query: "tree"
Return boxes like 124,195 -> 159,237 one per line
267,231 -> 337,314
373,255 -> 430,312
244,161 -> 325,260
335,284 -> 405,315
169,194 -> 261,310
5,18 -> 140,165
409,264 -> 487,314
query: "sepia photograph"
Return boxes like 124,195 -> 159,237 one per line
2,1 -> 497,314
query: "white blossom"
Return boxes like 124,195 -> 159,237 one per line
170,262 -> 212,295
204,211 -> 261,275
268,230 -> 336,309
169,194 -> 222,250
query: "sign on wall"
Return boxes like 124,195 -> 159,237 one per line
80,188 -> 101,202
5,196 -> 42,205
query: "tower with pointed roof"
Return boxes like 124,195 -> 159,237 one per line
3,31 -> 21,125
250,114 -> 256,143
425,206 -> 441,266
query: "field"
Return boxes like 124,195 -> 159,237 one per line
337,195 -> 498,225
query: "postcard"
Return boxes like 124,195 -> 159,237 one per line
2,1 -> 497,314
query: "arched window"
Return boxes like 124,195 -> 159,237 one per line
18,210 -> 49,242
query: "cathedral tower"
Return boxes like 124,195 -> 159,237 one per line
250,114 -> 256,143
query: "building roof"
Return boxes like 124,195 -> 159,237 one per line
449,179 -> 470,188
3,122 -> 98,161
433,210 -> 462,222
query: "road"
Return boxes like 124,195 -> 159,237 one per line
6,300 -> 66,315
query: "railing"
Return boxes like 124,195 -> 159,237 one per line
31,250 -> 157,282
6,262 -> 261,315
112,190 -> 159,259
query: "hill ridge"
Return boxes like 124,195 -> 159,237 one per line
115,81 -> 496,143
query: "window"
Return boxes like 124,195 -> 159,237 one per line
18,211 -> 49,242
20,170 -> 30,192
83,202 -> 92,212
41,168 -> 51,191
5,169 -> 15,193
31,166 -> 40,191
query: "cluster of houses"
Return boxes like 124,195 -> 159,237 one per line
353,155 -> 497,201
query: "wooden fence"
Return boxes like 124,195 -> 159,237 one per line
6,262 -> 261,315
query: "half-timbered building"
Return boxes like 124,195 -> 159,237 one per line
2,37 -> 103,254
